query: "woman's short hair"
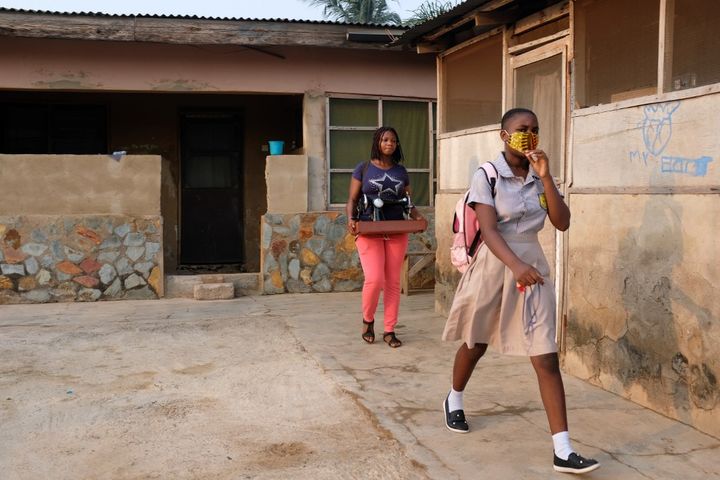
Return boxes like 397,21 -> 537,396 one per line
370,126 -> 404,163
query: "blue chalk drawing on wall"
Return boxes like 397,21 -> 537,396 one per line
628,101 -> 713,177
661,156 -> 713,176
640,101 -> 680,155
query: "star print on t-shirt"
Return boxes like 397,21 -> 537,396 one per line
370,173 -> 404,197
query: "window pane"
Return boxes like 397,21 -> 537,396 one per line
443,34 -> 502,132
409,172 -> 429,206
670,0 -> 720,91
575,0 -> 659,107
0,104 -> 48,153
330,130 -> 374,168
514,53 -> 563,177
329,98 -> 377,127
383,100 -> 429,169
330,172 -> 352,204
50,105 -> 107,154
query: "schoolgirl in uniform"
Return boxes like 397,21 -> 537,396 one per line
441,108 -> 600,474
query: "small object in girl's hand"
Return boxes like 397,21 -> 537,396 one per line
516,283 -> 525,293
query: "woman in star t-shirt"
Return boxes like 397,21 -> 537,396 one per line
346,126 -> 424,348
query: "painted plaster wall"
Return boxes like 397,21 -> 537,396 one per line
303,92 -> 328,212
433,132 -> 557,315
565,94 -> 720,437
0,37 -> 436,98
572,97 -> 718,189
0,155 -> 160,215
265,155 -> 308,214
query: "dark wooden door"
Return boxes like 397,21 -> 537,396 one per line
180,112 -> 243,265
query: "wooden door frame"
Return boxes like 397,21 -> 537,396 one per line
505,35 -> 571,350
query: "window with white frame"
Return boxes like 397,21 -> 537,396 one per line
327,96 -> 436,206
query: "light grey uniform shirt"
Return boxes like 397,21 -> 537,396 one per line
467,153 -> 549,237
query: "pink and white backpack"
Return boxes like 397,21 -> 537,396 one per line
450,162 -> 498,273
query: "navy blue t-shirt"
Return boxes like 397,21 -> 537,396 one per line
352,161 -> 410,221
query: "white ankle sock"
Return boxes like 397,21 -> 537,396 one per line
447,388 -> 464,412
552,431 -> 574,461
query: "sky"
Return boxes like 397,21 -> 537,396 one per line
0,0 -> 440,22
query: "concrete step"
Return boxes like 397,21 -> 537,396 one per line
165,272 -> 262,299
193,282 -> 234,300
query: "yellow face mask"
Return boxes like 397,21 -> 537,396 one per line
504,131 -> 539,153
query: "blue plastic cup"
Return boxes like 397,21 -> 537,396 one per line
268,140 -> 284,155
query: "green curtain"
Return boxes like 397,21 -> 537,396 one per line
330,98 -> 377,127
329,130 -> 374,169
383,101 -> 429,170
330,172 -> 352,205
408,172 -> 429,206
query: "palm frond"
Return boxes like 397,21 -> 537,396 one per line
403,0 -> 456,27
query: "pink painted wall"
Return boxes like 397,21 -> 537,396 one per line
0,37 -> 436,98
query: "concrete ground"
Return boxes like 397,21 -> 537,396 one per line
1,292 -> 719,480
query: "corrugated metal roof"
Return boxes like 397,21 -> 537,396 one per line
394,0 -> 489,45
0,6 -> 408,29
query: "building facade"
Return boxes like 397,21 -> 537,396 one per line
0,8 -> 437,301
397,0 -> 719,438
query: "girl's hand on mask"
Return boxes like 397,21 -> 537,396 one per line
526,149 -> 550,178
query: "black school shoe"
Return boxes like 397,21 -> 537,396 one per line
553,452 -> 600,474
443,395 -> 469,433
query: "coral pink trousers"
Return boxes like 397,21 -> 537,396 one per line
355,233 -> 408,332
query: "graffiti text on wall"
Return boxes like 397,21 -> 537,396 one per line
628,101 -> 713,177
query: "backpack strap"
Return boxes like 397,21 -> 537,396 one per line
465,161 -> 499,257
478,161 -> 498,198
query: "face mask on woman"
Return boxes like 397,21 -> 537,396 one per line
503,131 -> 539,153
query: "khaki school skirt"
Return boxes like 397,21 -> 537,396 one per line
442,233 -> 558,356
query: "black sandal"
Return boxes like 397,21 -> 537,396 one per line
383,331 -> 402,348
362,320 -> 375,344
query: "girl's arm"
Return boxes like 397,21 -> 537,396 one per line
526,149 -> 570,231
346,178 -> 362,234
475,203 -> 545,287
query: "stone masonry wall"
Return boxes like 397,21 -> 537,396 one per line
261,211 -> 435,295
0,215 -> 163,304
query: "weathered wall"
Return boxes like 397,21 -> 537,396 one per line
303,91 -> 328,212
0,37 -> 436,98
565,94 -> 720,437
261,210 -> 435,295
438,129 -> 502,190
0,154 -> 160,215
265,155 -> 308,214
0,155 -> 163,304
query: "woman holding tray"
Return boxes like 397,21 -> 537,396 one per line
346,126 -> 425,348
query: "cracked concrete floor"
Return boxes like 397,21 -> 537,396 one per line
1,292 -> 719,479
